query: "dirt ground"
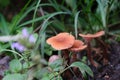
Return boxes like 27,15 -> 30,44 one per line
89,40 -> 120,80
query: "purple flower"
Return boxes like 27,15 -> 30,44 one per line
22,28 -> 29,38
29,35 -> 36,43
11,28 -> 37,52
11,42 -> 26,52
22,28 -> 36,43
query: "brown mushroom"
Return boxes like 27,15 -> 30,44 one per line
79,31 -> 105,42
79,31 -> 105,67
46,32 -> 75,50
69,40 -> 87,52
69,40 -> 87,65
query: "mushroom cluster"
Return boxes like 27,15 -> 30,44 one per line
46,31 -> 105,67
46,32 -> 87,67
46,32 -> 87,51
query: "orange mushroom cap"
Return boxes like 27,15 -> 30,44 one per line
79,31 -> 105,41
69,40 -> 87,52
46,32 -> 75,50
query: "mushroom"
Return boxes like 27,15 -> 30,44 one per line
48,55 -> 60,72
48,55 -> 60,64
79,31 -> 105,42
46,32 -> 75,50
79,31 -> 105,67
69,40 -> 87,64
47,32 -> 75,65
69,40 -> 87,52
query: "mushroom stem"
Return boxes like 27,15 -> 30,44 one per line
62,50 -> 70,64
96,38 -> 108,65
70,53 -> 77,64
72,53 -> 77,61
87,42 -> 97,67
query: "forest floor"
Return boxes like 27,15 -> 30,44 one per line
90,40 -> 120,80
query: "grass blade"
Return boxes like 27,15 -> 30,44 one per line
32,0 -> 41,28
0,14 -> 9,35
74,11 -> 80,38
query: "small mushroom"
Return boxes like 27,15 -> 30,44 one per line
48,55 -> 60,63
48,55 -> 60,71
69,40 -> 87,52
46,32 -> 75,50
79,31 -> 105,42
79,31 -> 105,67
69,40 -> 87,64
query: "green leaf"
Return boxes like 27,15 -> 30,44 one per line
51,20 -> 66,31
31,0 -> 41,28
3,73 -> 24,80
0,0 -> 10,7
18,14 -> 50,27
0,13 -> 9,35
41,32 -> 46,57
65,0 -> 77,12
41,77 -> 50,80
70,61 -> 93,77
9,59 -> 22,73
16,3 -> 52,27
35,67 -> 49,79
74,11 -> 80,38
49,59 -> 64,72
39,11 -> 69,35
44,43 -> 54,56
96,0 -> 108,27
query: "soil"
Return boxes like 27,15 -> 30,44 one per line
89,40 -> 120,80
